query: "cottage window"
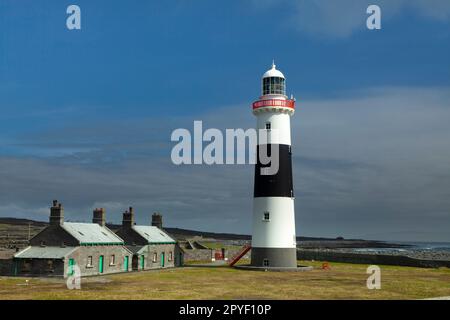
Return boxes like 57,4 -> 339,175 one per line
87,256 -> 93,267
153,252 -> 157,262
22,260 -> 31,272
263,259 -> 269,267
169,252 -> 173,261
47,260 -> 54,271
110,255 -> 116,266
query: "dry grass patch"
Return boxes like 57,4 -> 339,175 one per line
0,261 -> 449,300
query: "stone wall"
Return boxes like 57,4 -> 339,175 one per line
297,250 -> 450,268
183,247 -> 251,262
67,245 -> 131,277
183,249 -> 214,262
138,243 -> 176,270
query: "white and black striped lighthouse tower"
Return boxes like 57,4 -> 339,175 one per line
250,62 -> 297,268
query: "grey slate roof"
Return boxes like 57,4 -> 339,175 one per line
132,226 -> 176,244
62,222 -> 124,244
126,245 -> 145,254
14,246 -> 76,259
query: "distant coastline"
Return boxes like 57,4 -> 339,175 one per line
0,216 -> 437,249
1,217 -> 450,268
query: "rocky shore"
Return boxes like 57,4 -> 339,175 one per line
315,247 -> 450,261
297,239 -> 411,249
298,247 -> 450,268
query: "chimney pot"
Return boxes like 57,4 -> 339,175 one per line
122,206 -> 135,229
151,212 -> 163,229
49,200 -> 64,226
92,208 -> 106,227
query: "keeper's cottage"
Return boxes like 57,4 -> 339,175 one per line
12,200 -> 182,278
14,201 -> 131,277
116,208 -> 183,270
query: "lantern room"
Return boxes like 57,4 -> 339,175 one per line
262,62 -> 286,96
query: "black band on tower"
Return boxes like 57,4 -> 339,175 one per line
254,144 -> 294,198
251,247 -> 298,268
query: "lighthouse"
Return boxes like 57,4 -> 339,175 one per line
250,62 -> 297,269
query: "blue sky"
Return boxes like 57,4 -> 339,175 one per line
1,1 -> 449,241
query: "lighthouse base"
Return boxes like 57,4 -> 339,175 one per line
250,247 -> 297,268
235,264 -> 313,272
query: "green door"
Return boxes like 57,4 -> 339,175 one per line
160,252 -> 165,267
99,256 -> 104,273
68,258 -> 75,276
140,255 -> 145,270
13,261 -> 18,276
124,256 -> 129,271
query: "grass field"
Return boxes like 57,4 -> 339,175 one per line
1,260 -> 449,300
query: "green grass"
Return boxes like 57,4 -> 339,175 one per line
1,260 -> 450,300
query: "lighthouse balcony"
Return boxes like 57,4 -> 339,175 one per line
252,99 -> 295,115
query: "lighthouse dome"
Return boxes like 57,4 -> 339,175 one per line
262,62 -> 285,79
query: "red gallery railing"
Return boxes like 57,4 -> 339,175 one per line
252,99 -> 295,110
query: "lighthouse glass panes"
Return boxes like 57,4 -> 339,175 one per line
262,77 -> 285,95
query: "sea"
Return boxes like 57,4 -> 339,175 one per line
352,241 -> 450,254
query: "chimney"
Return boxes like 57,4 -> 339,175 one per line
49,200 -> 64,226
152,212 -> 163,229
92,208 -> 106,227
122,206 -> 135,229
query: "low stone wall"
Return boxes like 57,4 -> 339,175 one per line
297,250 -> 450,268
183,249 -> 213,262
183,247 -> 251,262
